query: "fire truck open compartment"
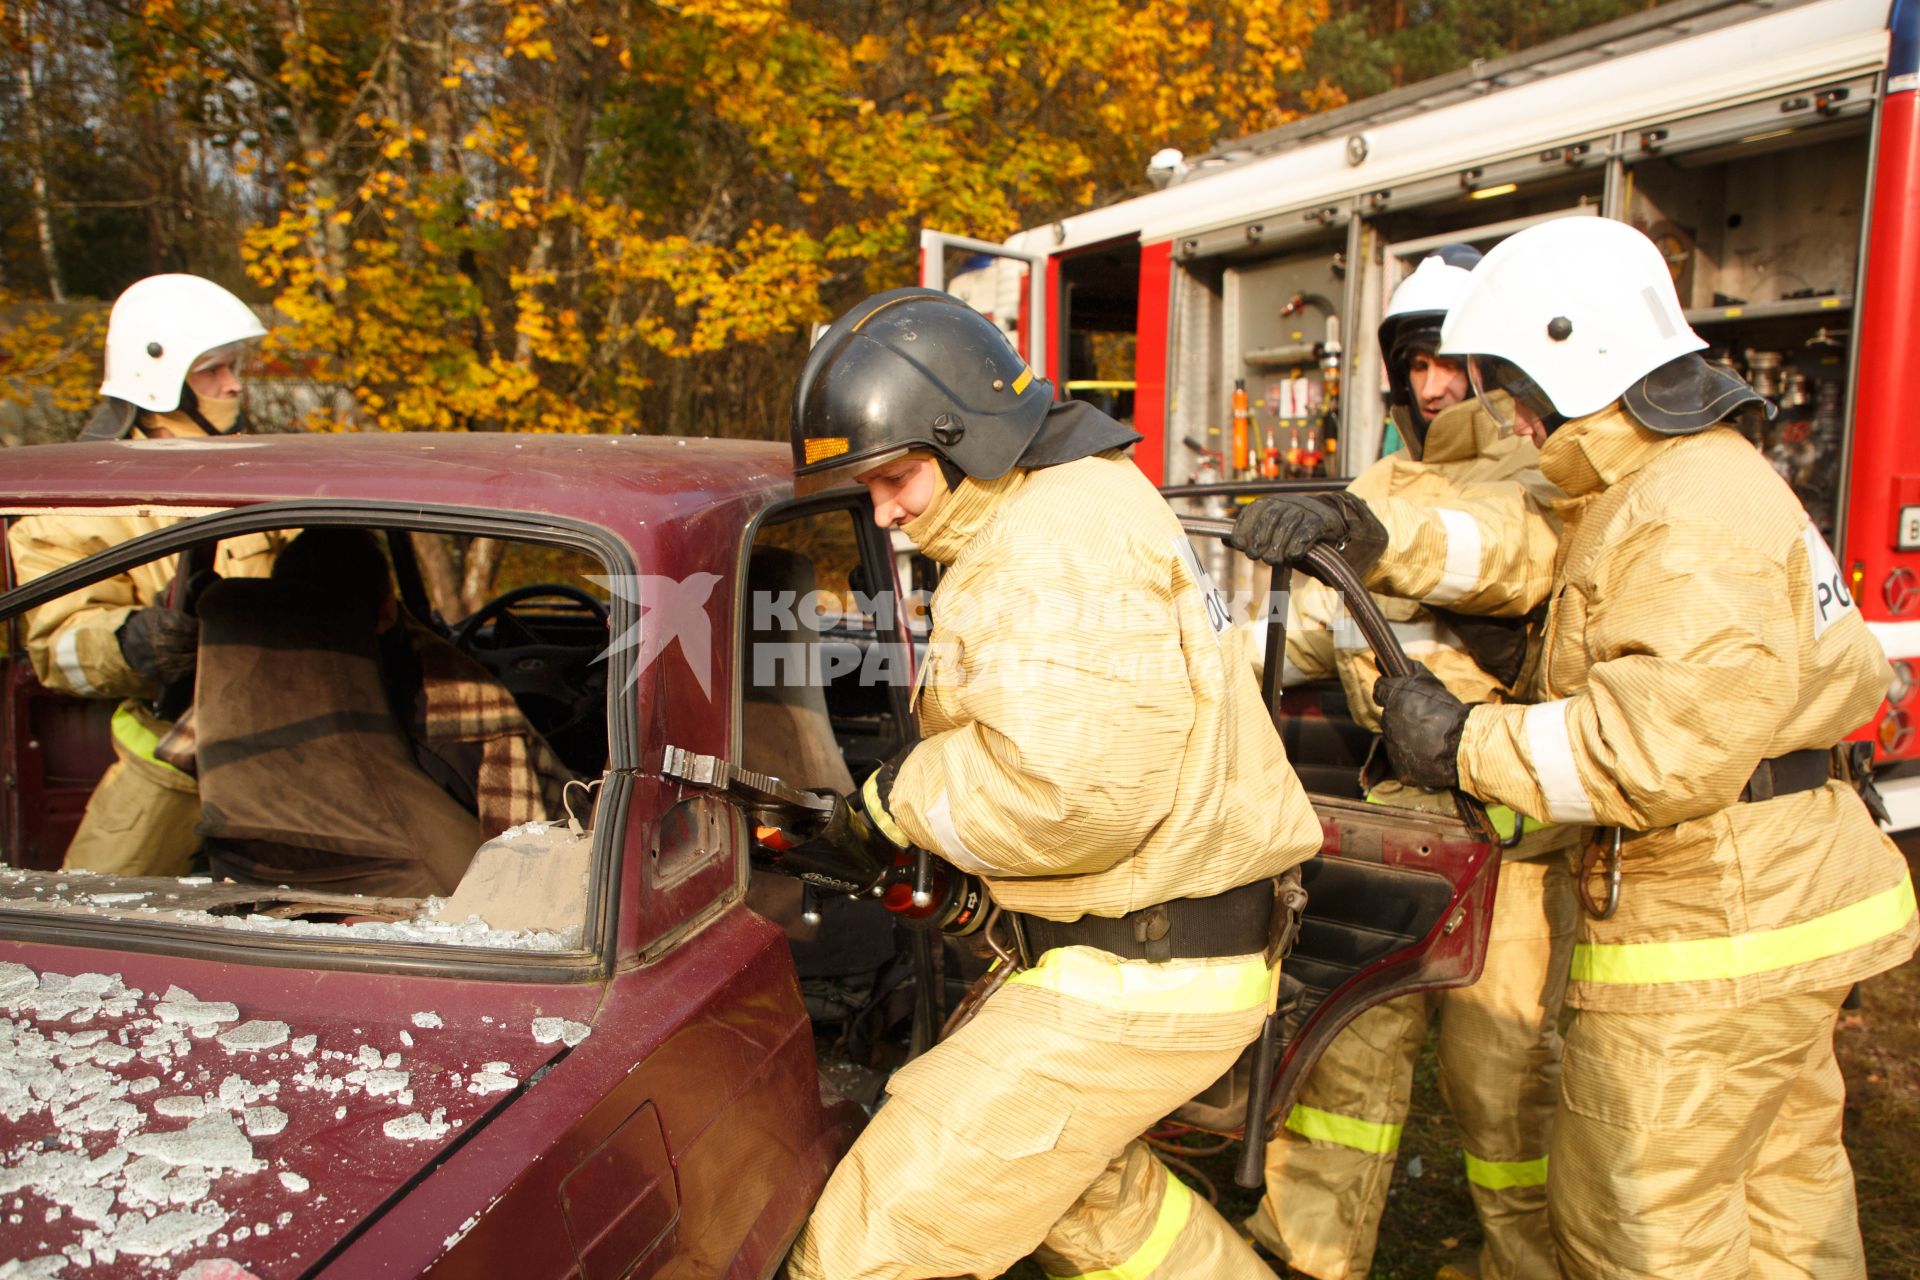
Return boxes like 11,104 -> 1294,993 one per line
943,0 -> 1920,804
1165,229 -> 1348,488
1624,112 -> 1872,540
1058,238 -> 1142,425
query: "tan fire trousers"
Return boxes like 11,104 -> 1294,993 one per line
789,946 -> 1281,1280
1549,985 -> 1863,1280
1248,855 -> 1576,1280
63,702 -> 201,878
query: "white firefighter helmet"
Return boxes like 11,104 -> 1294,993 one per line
1384,247 -> 1477,326
1379,245 -> 1480,459
98,274 -> 268,413
1438,217 -> 1763,435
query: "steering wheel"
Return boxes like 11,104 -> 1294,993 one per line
451,584 -> 610,759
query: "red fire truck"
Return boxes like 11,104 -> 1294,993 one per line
922,0 -> 1920,826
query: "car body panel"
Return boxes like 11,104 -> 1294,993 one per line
0,436 -> 856,1277
0,940 -> 589,1272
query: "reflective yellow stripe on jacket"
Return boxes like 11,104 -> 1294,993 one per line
1464,1151 -> 1549,1190
1046,1166 -> 1193,1280
1284,1103 -> 1403,1155
1570,871 -> 1918,985
1364,791 -> 1548,842
1006,947 -> 1274,1015
1486,804 -> 1548,841
111,703 -> 189,777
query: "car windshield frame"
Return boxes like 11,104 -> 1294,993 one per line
0,497 -> 641,983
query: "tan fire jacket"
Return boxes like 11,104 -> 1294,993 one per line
8,411 -> 283,702
1355,401 -> 1562,618
887,452 -> 1324,921
1283,399 -> 1563,732
9,515 -> 281,701
1455,403 -> 1918,1011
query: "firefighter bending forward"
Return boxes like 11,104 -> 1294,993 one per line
784,289 -> 1324,1280
1232,247 -> 1575,1280
8,274 -> 284,877
1345,218 -> 1918,1278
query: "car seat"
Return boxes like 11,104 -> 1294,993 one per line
193,578 -> 483,898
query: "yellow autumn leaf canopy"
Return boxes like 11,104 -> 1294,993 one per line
4,0 -> 1325,437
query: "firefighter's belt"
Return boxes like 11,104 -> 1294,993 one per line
1739,748 -> 1831,803
1015,878 -> 1276,963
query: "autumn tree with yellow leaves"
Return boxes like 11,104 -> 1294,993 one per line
2,0 -> 1328,438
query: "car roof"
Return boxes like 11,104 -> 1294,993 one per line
0,433 -> 793,540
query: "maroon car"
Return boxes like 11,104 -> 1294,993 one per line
0,434 -> 1499,1276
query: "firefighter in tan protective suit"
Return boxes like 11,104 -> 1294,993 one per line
1339,217 -> 1916,1279
8,274 -> 284,877
781,289 -> 1324,1280
1234,248 -> 1576,1280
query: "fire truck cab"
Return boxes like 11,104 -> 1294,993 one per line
923,0 -> 1920,825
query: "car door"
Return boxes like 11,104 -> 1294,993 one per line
1,516 -> 143,869
1171,517 -> 1503,1148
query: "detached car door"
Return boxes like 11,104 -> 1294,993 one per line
1172,518 -> 1503,1142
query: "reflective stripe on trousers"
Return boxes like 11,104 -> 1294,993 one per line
1285,1103 -> 1403,1155
1464,1151 -> 1549,1190
1486,804 -> 1549,842
1006,947 -> 1276,1015
1046,1166 -> 1193,1280
1282,1105 -> 1551,1189
1571,870 -> 1918,985
1290,1104 -> 1550,1190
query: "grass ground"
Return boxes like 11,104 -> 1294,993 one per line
1010,837 -> 1920,1279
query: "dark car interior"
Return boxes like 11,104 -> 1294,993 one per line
0,522 -> 613,910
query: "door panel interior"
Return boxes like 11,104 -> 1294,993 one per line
1170,518 -> 1502,1135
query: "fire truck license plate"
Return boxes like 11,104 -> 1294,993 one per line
1902,507 -> 1920,551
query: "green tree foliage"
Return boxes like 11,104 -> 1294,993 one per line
1298,0 -> 1661,108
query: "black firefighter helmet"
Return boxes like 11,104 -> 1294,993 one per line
791,288 -> 1054,494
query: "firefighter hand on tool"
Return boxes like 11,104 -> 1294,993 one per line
1228,492 -> 1388,576
857,748 -> 988,935
1374,666 -> 1470,790
117,605 -> 200,687
770,748 -> 916,896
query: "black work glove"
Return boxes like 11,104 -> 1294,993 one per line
858,744 -> 915,849
117,606 -> 200,687
1430,607 -> 1538,690
1373,666 -> 1470,791
1227,492 -> 1388,577
759,743 -> 918,894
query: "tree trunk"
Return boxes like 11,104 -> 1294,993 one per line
460,537 -> 505,615
14,3 -> 65,302
410,532 -> 465,620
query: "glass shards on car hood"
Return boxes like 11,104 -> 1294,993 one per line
0,821 -> 590,954
0,950 -> 597,1276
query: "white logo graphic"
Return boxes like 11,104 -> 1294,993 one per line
589,573 -> 723,697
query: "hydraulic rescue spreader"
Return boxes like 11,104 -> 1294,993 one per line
660,746 -> 987,936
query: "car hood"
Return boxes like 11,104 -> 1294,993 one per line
0,941 -> 601,1277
